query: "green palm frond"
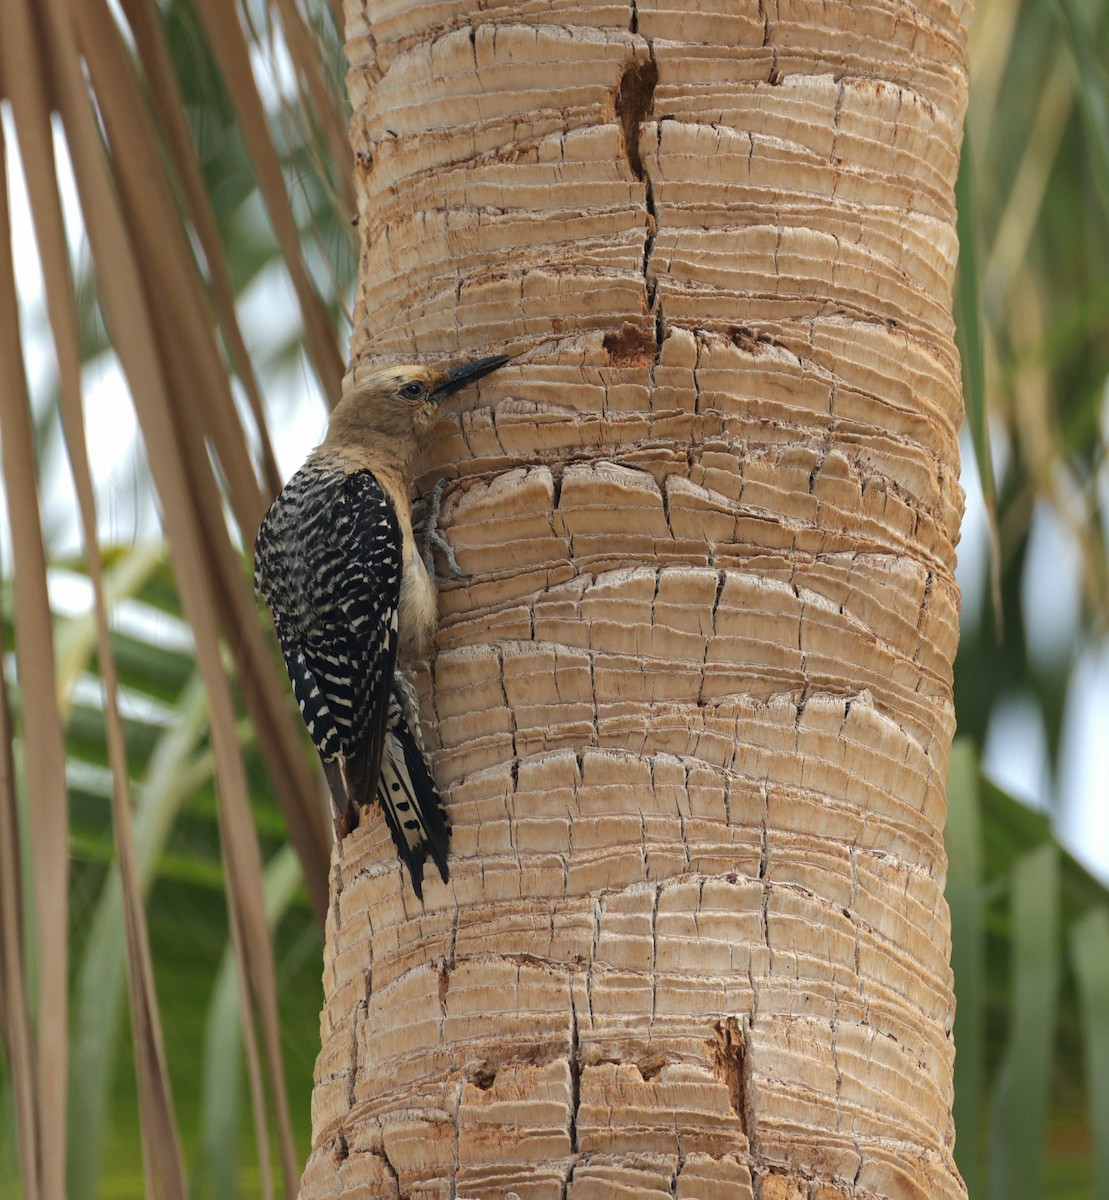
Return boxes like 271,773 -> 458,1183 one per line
0,0 -> 345,1192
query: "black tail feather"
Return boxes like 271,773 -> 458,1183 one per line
376,716 -> 450,898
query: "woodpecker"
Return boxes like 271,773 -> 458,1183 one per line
254,354 -> 509,897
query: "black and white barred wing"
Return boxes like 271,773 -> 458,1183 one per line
254,465 -> 400,832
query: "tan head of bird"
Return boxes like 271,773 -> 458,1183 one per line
322,355 -> 509,453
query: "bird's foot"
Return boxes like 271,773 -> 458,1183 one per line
420,476 -> 471,580
392,670 -> 426,750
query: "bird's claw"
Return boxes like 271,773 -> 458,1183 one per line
420,476 -> 471,580
431,529 -> 472,581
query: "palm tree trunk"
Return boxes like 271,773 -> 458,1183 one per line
302,3 -> 969,1197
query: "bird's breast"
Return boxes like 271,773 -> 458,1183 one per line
398,545 -> 437,659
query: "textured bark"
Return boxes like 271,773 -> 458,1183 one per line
302,2 -> 968,1197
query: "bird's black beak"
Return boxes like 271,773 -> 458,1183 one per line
432,354 -> 510,401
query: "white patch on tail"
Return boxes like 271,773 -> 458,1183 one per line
379,732 -> 430,854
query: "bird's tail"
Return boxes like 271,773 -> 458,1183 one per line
377,696 -> 450,898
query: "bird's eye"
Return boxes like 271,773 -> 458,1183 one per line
400,381 -> 424,399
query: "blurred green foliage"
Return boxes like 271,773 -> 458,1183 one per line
955,0 -> 1109,776
949,2 -> 1109,1187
